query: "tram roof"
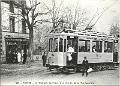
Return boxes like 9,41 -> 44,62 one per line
48,29 -> 115,40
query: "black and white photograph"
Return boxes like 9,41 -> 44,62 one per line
0,0 -> 120,85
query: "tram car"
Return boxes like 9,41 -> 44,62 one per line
46,29 -> 119,73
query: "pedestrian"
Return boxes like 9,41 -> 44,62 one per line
82,57 -> 89,77
67,44 -> 74,61
67,44 -> 74,53
92,46 -> 96,53
17,51 -> 21,63
42,52 -> 47,67
23,53 -> 27,64
13,51 -> 17,64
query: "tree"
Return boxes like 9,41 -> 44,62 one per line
63,7 -> 88,30
34,24 -> 50,51
11,0 -> 50,61
41,0 -> 65,32
110,24 -> 120,38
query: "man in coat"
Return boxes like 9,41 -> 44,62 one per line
42,52 -> 47,67
82,57 -> 89,77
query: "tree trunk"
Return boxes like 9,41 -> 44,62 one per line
28,27 -> 34,62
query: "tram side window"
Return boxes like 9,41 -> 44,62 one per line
104,41 -> 113,52
49,38 -> 53,52
79,40 -> 90,52
54,38 -> 58,52
92,41 -> 102,52
59,38 -> 63,52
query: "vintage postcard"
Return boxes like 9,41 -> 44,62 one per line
0,0 -> 120,85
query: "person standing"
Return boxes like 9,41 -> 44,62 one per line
42,52 -> 47,67
82,57 -> 89,77
67,45 -> 74,61
17,51 -> 21,63
23,53 -> 27,64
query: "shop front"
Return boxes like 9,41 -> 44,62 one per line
5,37 -> 29,64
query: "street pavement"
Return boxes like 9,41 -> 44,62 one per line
1,62 -> 120,86
1,60 -> 46,76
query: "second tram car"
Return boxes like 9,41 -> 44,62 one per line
46,29 -> 118,73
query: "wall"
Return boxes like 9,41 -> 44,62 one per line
0,1 -> 2,59
0,1 -> 29,63
1,1 -> 23,33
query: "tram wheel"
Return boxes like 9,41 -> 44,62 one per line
73,67 -> 77,73
101,66 -> 106,71
106,65 -> 109,70
107,65 -> 111,70
77,66 -> 82,72
52,68 -> 60,73
63,67 -> 69,73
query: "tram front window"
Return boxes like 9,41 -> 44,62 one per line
104,41 -> 113,52
59,38 -> 63,52
49,38 -> 66,52
54,38 -> 58,52
79,40 -> 90,52
49,38 -> 53,52
64,39 -> 66,52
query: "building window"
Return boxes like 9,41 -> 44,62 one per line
10,16 -> 15,32
79,40 -> 90,52
22,19 -> 26,33
1,2 -> 10,31
9,1 -> 15,32
14,7 -> 22,33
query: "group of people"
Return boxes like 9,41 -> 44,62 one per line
7,50 -> 27,64
17,51 -> 27,64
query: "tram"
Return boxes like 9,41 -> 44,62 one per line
46,29 -> 118,73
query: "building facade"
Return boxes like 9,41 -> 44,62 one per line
0,1 -> 2,61
0,0 -> 29,63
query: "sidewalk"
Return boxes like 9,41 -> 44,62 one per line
1,60 -> 47,76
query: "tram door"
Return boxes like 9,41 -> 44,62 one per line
67,36 -> 78,66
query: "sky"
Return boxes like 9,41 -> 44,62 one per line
29,0 -> 120,34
